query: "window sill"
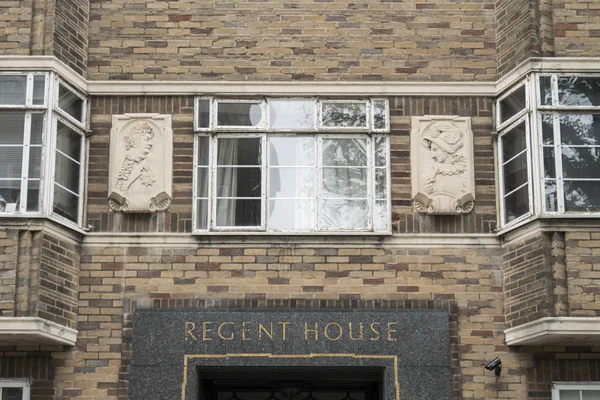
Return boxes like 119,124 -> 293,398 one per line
0,213 -> 86,235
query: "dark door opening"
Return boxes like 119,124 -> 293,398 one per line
198,367 -> 383,400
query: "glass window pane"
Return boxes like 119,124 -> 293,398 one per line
504,184 -> 529,223
27,179 -> 40,212
268,199 -> 315,231
373,100 -> 387,130
322,167 -> 368,198
541,113 -> 554,145
562,147 -> 600,179
217,102 -> 262,127
564,181 -> 600,212
269,167 -> 315,198
196,199 -> 208,230
559,390 -> 581,400
501,121 -> 527,161
197,167 -> 209,198
0,111 -> 25,145
0,180 -> 21,212
2,386 -> 24,400
269,99 -> 316,130
375,168 -> 386,199
0,75 -> 26,105
322,101 -> 367,128
582,390 -> 600,400
56,121 -> 82,160
217,167 -> 261,198
215,199 -> 261,227
321,199 -> 368,229
197,99 -> 210,129
0,148 -> 23,178
269,136 -> 315,166
33,74 -> 46,105
31,113 -> 44,145
217,138 -> 261,166
197,136 -> 209,165
374,199 -> 388,231
544,180 -> 557,212
55,153 -> 81,193
500,85 -> 526,124
559,114 -> 600,146
53,185 -> 79,222
375,136 -> 387,167
322,138 -> 368,167
58,84 -> 84,122
28,146 -> 42,179
558,76 -> 600,106
503,153 -> 528,194
543,147 -> 555,178
539,76 -> 552,106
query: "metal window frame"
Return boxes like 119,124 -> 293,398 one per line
266,97 -> 319,132
371,98 -> 390,133
552,382 -> 600,400
213,99 -> 268,131
318,99 -> 371,131
55,77 -> 87,129
192,134 -> 212,231
0,72 -> 48,110
497,78 -> 530,131
194,96 -> 213,132
0,379 -> 31,400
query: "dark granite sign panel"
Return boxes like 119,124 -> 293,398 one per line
130,309 -> 451,400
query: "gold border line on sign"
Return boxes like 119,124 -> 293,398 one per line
181,353 -> 400,400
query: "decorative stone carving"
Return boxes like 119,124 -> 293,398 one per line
411,116 -> 475,215
108,114 -> 173,213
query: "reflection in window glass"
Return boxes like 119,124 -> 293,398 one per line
322,101 -> 367,128
270,99 -> 316,130
499,85 -> 526,124
539,76 -> 552,106
58,84 -> 84,122
217,102 -> 262,127
373,100 -> 387,130
558,76 -> 600,106
2,386 -> 24,400
33,75 -> 46,105
559,114 -> 600,146
0,75 -> 26,105
197,99 -> 210,129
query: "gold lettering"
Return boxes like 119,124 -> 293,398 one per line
324,322 -> 343,341
370,322 -> 381,341
202,322 -> 213,341
278,322 -> 290,341
304,322 -> 318,341
218,322 -> 234,340
259,322 -> 273,341
242,321 -> 251,341
387,322 -> 398,341
349,322 -> 363,341
185,322 -> 197,341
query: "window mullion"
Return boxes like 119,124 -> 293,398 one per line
261,134 -> 266,230
553,112 -> 565,213
25,73 -> 34,107
498,129 -> 507,227
210,135 -> 217,230
368,136 -> 374,231
19,112 -> 32,213
316,135 -> 322,231
77,134 -> 85,226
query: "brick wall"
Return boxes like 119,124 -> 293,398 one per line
0,230 -> 19,316
87,0 -> 496,81
0,0 -> 32,55
87,95 -> 496,234
553,0 -> 600,57
0,349 -> 57,400
564,232 -> 600,317
54,0 -> 89,76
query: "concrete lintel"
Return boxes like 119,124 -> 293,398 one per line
505,317 -> 600,346
0,317 -> 78,346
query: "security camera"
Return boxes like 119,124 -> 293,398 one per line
484,357 -> 502,376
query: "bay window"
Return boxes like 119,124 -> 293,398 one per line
193,97 -> 390,233
0,72 -> 86,226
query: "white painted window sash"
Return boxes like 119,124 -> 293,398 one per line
496,78 -> 530,131
0,379 -> 31,400
552,382 -> 600,400
54,77 -> 87,130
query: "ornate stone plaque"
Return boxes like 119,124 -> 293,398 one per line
108,114 -> 173,213
411,116 -> 475,215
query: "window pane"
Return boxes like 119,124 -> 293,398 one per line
268,199 -> 315,231
31,113 -> 44,145
374,200 -> 388,231
33,74 -> 46,105
0,111 -> 25,145
58,84 -> 84,122
562,147 -> 600,179
544,181 -> 557,212
0,148 -> 23,178
269,167 -> 315,198
196,199 -> 208,230
53,185 -> 79,222
503,153 -> 528,194
215,199 -> 261,227
56,121 -> 82,160
374,136 -> 387,167
55,152 -> 81,193
0,75 -> 26,105
269,136 -> 315,166
322,138 -> 368,166
197,167 -> 209,197
582,390 -> 600,400
539,76 -> 552,106
0,180 -> 21,212
375,168 -> 386,198
269,99 -> 316,130
564,181 -> 600,212
197,99 -> 210,128
559,114 -> 600,146
541,113 -> 554,145
28,146 -> 42,179
559,390 -> 581,400
321,199 -> 368,229
501,121 -> 527,161
217,138 -> 261,166
543,147 -> 555,178
27,179 -> 40,212
197,136 -> 209,165
373,100 -> 387,130
217,167 -> 261,198
2,386 -> 24,400
322,102 -> 367,128
504,184 -> 529,223
217,102 -> 262,127
322,167 -> 368,198
500,85 -> 526,124
558,76 -> 600,106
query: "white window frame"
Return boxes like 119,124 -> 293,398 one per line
497,78 -> 530,131
552,382 -> 600,399
319,99 -> 371,131
0,379 -> 31,400
54,77 -> 87,130
214,99 -> 267,131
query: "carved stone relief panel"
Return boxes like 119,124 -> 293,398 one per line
411,116 -> 475,215
108,114 -> 173,213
